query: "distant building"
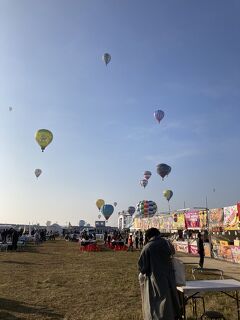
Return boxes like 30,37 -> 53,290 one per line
118,211 -> 133,230
47,223 -> 63,235
79,220 -> 85,227
94,220 -> 118,234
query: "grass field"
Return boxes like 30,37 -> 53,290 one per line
0,240 -> 238,320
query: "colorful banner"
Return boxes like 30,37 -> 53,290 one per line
237,202 -> 240,220
133,217 -> 141,229
184,211 -> 200,229
159,216 -> 164,230
141,218 -> 149,230
199,210 -> 207,229
231,246 -> 240,264
172,212 -> 186,230
204,243 -> 211,257
189,244 -> 198,255
209,208 -> 224,231
223,205 -> 239,230
160,215 -> 173,232
219,244 -> 234,262
174,241 -> 189,254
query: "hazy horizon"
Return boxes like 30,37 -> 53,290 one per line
1,0 -> 240,227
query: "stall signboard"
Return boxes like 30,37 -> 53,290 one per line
219,244 -> 234,262
141,218 -> 149,230
172,212 -> 186,230
188,240 -> 198,255
209,208 -> 224,231
133,217 -> 142,229
223,205 -> 239,230
185,210 -> 200,229
159,216 -> 164,231
174,241 -> 189,254
237,202 -> 240,220
199,210 -> 207,229
150,216 -> 160,229
204,243 -> 211,257
231,246 -> 240,264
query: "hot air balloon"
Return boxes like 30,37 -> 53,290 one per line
136,200 -> 157,217
101,204 -> 114,220
144,171 -> 152,180
102,53 -> 111,66
98,214 -> 101,219
163,190 -> 173,202
96,199 -> 105,211
156,163 -> 171,180
113,202 -> 117,207
35,129 -> 53,152
9,106 -> 13,111
140,179 -> 148,188
154,109 -> 164,123
128,206 -> 136,216
34,169 -> 42,178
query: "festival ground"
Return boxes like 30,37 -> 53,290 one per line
0,240 -> 239,320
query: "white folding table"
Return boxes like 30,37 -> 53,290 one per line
177,279 -> 240,319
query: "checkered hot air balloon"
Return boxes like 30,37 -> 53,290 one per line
136,200 -> 157,217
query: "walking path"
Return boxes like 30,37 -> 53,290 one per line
177,253 -> 240,280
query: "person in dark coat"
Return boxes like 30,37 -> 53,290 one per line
138,228 -> 181,320
197,232 -> 205,268
12,229 -> 19,250
139,231 -> 144,249
135,234 -> 139,249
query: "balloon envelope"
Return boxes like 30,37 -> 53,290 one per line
163,190 -> 173,202
136,200 -> 157,217
101,204 -> 114,220
96,199 -> 105,211
103,53 -> 111,65
140,179 -> 148,188
113,202 -> 117,207
144,171 -> 152,180
128,206 -> 136,216
34,169 -> 42,178
154,110 -> 164,123
156,163 -> 171,180
35,129 -> 53,152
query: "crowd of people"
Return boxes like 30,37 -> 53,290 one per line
102,230 -> 145,250
0,227 -> 58,249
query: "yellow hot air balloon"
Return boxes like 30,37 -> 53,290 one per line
96,199 -> 105,211
35,129 -> 53,152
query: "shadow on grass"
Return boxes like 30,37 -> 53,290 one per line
1,260 -> 37,265
0,311 -> 22,320
0,298 -> 63,319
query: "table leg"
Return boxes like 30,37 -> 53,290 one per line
236,291 -> 240,320
179,292 -> 186,320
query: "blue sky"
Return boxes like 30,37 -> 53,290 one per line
0,0 -> 240,226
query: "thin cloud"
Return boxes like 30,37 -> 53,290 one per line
145,148 -> 201,164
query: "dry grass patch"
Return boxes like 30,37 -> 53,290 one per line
0,241 -> 238,320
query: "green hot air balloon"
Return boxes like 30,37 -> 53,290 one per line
35,129 -> 53,152
163,190 -> 173,202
